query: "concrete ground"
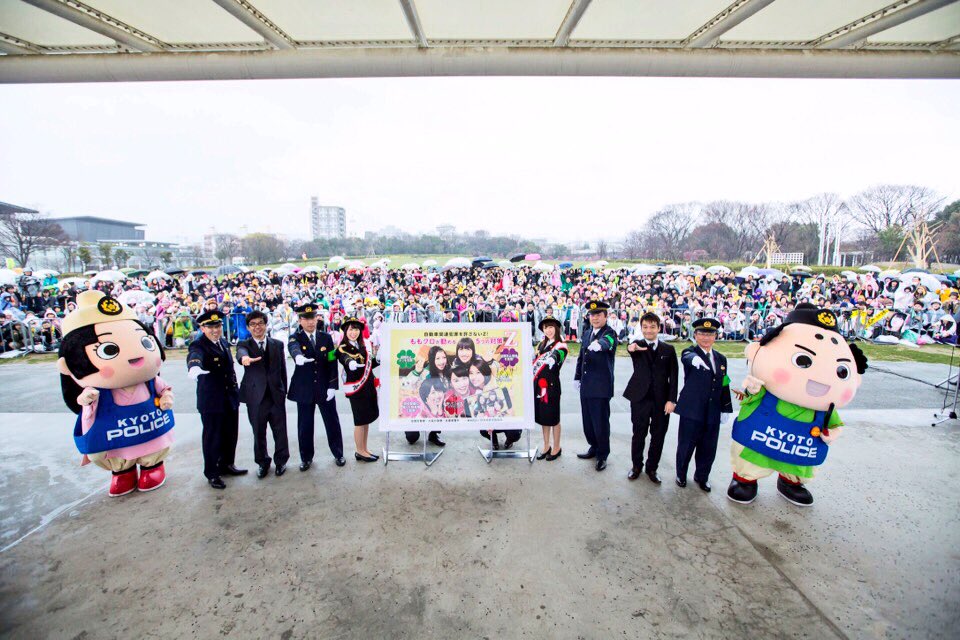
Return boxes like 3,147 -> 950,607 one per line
0,355 -> 958,639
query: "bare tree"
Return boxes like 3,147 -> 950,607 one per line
214,235 -> 240,265
622,230 -> 645,259
0,210 -> 68,268
789,193 -> 848,264
645,203 -> 699,260
847,185 -> 944,234
596,239 -> 608,259
701,201 -> 765,260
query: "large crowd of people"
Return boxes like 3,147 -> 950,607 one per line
2,261 -> 959,355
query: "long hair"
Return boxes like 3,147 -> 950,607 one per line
58,320 -> 165,415
427,345 -> 450,380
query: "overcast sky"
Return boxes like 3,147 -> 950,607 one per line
0,77 -> 957,245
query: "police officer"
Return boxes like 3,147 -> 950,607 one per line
674,317 -> 733,491
574,300 -> 617,471
287,303 -> 345,470
187,309 -> 246,490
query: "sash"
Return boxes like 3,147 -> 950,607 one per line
342,339 -> 374,396
532,341 -> 567,380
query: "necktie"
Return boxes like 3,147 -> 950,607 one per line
309,333 -> 316,349
260,340 -> 269,366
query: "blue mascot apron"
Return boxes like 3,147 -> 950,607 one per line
73,380 -> 175,455
731,391 -> 829,466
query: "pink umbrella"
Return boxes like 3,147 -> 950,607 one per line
525,253 -> 541,261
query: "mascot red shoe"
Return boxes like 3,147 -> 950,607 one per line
728,303 -> 867,507
58,290 -> 175,497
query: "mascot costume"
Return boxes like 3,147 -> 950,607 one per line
727,303 -> 868,506
58,290 -> 175,497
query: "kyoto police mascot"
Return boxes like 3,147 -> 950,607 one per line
727,303 -> 868,507
57,290 -> 175,497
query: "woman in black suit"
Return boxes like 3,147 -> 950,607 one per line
533,316 -> 567,460
336,317 -> 379,462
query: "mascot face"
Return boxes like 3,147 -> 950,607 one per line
745,321 -> 863,412
59,318 -> 163,389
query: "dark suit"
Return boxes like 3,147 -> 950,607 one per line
238,336 -> 290,469
574,324 -> 617,461
622,339 -> 678,473
287,328 -> 343,462
187,336 -> 241,479
674,346 -> 733,483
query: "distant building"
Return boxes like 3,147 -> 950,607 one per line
436,224 -> 455,237
52,216 -> 145,242
310,197 -> 346,240
378,225 -> 403,238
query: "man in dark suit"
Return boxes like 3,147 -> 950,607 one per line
623,312 -> 678,484
187,309 -> 246,490
237,310 -> 290,479
674,317 -> 733,492
574,300 -> 617,471
287,303 -> 345,470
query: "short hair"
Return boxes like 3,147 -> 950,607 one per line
639,312 -> 662,327
245,310 -> 268,326
418,376 -> 447,403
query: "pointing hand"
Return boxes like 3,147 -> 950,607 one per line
187,367 -> 209,380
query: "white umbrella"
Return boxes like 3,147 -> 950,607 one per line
146,270 -> 171,280
279,263 -> 298,271
0,269 -> 16,286
119,290 -> 155,306
879,269 -> 901,280
328,255 -> 344,264
422,259 -> 438,267
706,265 -> 732,274
841,270 -> 858,280
58,276 -> 87,287
34,269 -> 59,278
907,272 -> 943,291
90,270 -> 126,282
301,265 -> 322,273
664,264 -> 685,273
860,264 -> 882,272
400,262 -> 420,270
532,261 -> 554,272
631,264 -> 658,275
444,257 -> 470,268
595,260 -> 609,266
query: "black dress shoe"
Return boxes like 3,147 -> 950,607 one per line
335,457 -> 346,467
222,465 -> 248,476
208,476 -> 226,490
299,460 -> 312,472
696,480 -> 712,492
355,452 -> 379,462
492,437 -> 500,450
646,470 -> 662,485
536,448 -> 550,460
577,449 -> 597,460
546,448 -> 562,461
502,439 -> 514,450
727,477 -> 758,504
595,459 -> 607,472
256,465 -> 269,479
627,468 -> 641,481
275,464 -> 286,477
777,475 -> 813,506
676,477 -> 687,488
428,433 -> 445,447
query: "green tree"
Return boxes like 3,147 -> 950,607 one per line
76,246 -> 92,271
159,251 -> 173,268
114,248 -> 130,268
98,243 -> 113,269
876,225 -> 905,260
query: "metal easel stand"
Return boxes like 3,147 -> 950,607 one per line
933,373 -> 959,427
382,431 -> 443,466
934,344 -> 958,389
477,428 -> 537,463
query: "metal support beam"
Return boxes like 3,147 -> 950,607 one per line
19,0 -> 164,52
554,0 -> 592,47
686,0 -> 778,48
398,0 -> 428,48
210,0 -> 295,51
0,47 -> 957,83
0,32 -> 41,55
816,0 -> 960,50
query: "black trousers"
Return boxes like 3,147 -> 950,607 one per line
676,416 -> 720,483
478,429 -> 521,443
630,398 -> 669,472
405,431 -> 440,444
200,408 -> 239,479
296,398 -> 343,462
246,393 -> 290,469
580,396 -> 611,460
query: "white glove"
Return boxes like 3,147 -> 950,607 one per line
77,387 -> 99,406
587,340 -> 601,352
742,375 -> 764,395
545,355 -> 556,369
574,380 -> 581,390
187,367 -> 208,380
348,360 -> 359,371
326,389 -> 336,402
295,355 -> 314,366
690,355 -> 708,370
720,412 -> 732,426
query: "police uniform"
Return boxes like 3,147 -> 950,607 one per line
187,310 -> 243,486
574,301 -> 617,469
287,303 -> 344,468
674,317 -> 733,490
